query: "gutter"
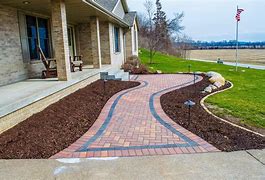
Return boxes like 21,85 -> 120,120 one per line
82,0 -> 130,27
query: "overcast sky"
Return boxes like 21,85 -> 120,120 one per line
127,0 -> 265,42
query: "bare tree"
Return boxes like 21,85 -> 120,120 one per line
144,0 -> 159,64
176,34 -> 193,59
140,0 -> 185,62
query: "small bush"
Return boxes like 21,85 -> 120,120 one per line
131,64 -> 149,74
121,56 -> 149,74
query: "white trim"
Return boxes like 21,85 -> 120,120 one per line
112,0 -> 121,13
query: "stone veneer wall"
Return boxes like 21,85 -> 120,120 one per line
0,5 -> 28,86
125,29 -> 133,60
77,23 -> 93,65
100,21 -> 111,65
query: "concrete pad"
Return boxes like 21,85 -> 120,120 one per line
247,149 -> 265,165
0,151 -> 264,180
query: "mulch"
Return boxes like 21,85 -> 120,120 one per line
0,80 -> 140,159
161,76 -> 265,152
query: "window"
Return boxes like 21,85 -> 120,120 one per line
114,26 -> 120,53
26,15 -> 51,60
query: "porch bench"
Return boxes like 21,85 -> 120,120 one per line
70,56 -> 83,72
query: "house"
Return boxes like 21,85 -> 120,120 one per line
0,0 -> 139,133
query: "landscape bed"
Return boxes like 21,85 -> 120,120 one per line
161,76 -> 265,151
0,80 -> 140,159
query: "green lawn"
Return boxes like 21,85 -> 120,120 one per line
139,49 -> 265,128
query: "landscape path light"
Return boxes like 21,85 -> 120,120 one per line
128,70 -> 132,81
193,72 -> 197,94
184,100 -> 196,127
188,64 -> 192,73
103,78 -> 108,96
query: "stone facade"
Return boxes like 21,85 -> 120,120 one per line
90,17 -> 102,69
125,21 -> 139,61
0,5 -> 28,86
100,21 -> 111,65
76,23 -> 93,65
125,29 -> 133,60
51,0 -> 71,81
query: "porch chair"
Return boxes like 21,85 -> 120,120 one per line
70,55 -> 83,72
37,46 -> 57,79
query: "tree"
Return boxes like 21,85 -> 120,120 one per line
140,0 -> 185,62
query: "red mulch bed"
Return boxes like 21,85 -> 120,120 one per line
161,76 -> 265,151
0,80 -> 140,159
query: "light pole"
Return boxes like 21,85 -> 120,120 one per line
184,100 -> 196,127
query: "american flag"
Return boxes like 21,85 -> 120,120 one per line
236,8 -> 244,21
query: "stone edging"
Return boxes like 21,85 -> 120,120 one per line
200,81 -> 265,138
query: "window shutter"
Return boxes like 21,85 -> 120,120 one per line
18,11 -> 30,62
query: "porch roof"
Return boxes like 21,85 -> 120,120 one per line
0,0 -> 130,27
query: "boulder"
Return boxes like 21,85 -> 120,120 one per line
214,82 -> 223,88
206,71 -> 222,78
204,86 -> 212,93
209,84 -> 217,90
209,76 -> 225,86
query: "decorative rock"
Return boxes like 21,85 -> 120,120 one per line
206,71 -> 222,78
214,82 -> 223,88
204,86 -> 212,93
209,76 -> 225,86
209,84 -> 217,90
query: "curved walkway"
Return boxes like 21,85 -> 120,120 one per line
52,74 -> 219,159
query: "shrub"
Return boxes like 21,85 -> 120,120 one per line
131,64 -> 149,74
121,56 -> 149,74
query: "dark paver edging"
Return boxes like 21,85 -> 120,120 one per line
149,75 -> 201,147
200,81 -> 265,137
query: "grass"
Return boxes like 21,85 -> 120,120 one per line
139,49 -> 265,128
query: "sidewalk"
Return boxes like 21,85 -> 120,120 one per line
0,150 -> 264,179
190,58 -> 265,70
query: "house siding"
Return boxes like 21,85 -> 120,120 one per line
0,5 -> 28,86
113,0 -> 125,19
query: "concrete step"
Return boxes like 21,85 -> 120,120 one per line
100,67 -> 129,81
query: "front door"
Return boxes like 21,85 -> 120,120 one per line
67,26 -> 75,59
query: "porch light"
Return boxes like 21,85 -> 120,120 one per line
184,100 -> 196,127
22,1 -> 30,5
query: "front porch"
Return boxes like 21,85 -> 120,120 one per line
0,65 -> 130,134
0,0 -> 129,85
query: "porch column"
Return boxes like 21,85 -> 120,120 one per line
90,17 -> 102,69
51,0 -> 71,81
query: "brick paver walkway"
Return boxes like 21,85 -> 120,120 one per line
51,74 -> 219,159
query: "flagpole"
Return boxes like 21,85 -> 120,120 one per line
236,5 -> 239,72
